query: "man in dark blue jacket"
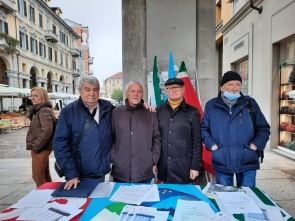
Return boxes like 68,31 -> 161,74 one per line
201,71 -> 270,187
53,76 -> 115,190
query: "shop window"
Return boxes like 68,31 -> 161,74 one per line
236,60 -> 248,95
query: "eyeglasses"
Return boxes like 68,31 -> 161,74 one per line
165,86 -> 183,92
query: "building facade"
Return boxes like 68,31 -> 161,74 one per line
0,0 -> 81,95
216,0 -> 295,157
105,72 -> 122,98
64,19 -> 94,77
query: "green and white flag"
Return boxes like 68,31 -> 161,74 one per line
148,56 -> 164,107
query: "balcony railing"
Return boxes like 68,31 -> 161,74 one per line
72,69 -> 81,78
0,0 -> 17,13
44,30 -> 58,43
71,48 -> 79,57
88,57 -> 93,65
0,34 -> 19,54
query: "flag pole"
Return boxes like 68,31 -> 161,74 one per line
195,70 -> 201,105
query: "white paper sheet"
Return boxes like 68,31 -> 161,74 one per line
118,205 -> 168,221
110,185 -> 153,205
244,204 -> 285,221
17,202 -> 82,221
216,192 -> 262,215
208,212 -> 238,221
143,184 -> 160,202
173,199 -> 215,221
89,182 -> 115,198
11,189 -> 54,208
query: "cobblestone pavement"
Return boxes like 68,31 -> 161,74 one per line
0,127 -> 54,159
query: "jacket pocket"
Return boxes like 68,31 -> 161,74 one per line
212,147 -> 229,166
242,143 -> 258,164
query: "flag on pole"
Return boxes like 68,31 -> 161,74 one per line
164,52 -> 175,101
151,56 -> 164,107
177,61 -> 215,175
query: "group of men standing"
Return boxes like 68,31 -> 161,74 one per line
53,71 -> 270,189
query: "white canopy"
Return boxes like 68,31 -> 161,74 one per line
0,86 -> 31,97
48,92 -> 79,100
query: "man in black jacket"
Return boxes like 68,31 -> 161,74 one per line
156,78 -> 202,184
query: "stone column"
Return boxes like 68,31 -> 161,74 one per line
74,85 -> 78,95
51,84 -> 55,93
25,79 -> 30,89
122,0 -> 146,100
18,75 -> 23,88
196,0 -> 217,107
43,83 -> 47,89
63,86 -> 66,93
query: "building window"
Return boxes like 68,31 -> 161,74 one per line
39,13 -> 43,28
29,6 -> 35,22
66,56 -> 68,68
0,20 -> 8,34
17,0 -> 27,17
236,60 -> 248,95
60,53 -> 63,65
47,20 -> 50,30
72,60 -> 76,69
117,79 -> 119,84
48,47 -> 52,60
79,51 -> 84,60
19,31 -> 28,50
52,24 -> 56,34
39,42 -> 46,57
30,37 -> 38,54
54,50 -> 58,63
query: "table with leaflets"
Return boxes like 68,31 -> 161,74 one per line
0,181 -> 294,221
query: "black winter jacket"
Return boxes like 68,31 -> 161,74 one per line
156,100 -> 202,184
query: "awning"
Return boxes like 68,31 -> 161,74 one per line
0,87 -> 31,97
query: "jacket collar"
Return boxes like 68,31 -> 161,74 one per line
125,98 -> 144,111
165,97 -> 187,111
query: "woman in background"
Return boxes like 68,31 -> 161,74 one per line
26,87 -> 55,187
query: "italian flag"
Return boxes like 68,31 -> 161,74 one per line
149,56 -> 164,107
177,61 -> 215,175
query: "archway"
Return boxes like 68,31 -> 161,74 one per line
47,72 -> 53,92
30,67 -> 38,88
0,57 -> 8,85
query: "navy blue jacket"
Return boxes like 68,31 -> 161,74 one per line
201,93 -> 270,173
53,97 -> 115,181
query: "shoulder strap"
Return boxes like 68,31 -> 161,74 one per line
73,107 -> 97,150
246,100 -> 264,163
246,100 -> 257,133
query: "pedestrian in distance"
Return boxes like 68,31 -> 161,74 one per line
26,87 -> 55,187
201,71 -> 270,187
156,78 -> 202,184
111,81 -> 161,183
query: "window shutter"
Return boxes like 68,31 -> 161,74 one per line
44,45 -> 46,58
39,42 -> 41,56
4,22 -> 8,35
19,31 -> 22,48
33,8 -> 35,22
26,34 -> 28,50
24,1 -> 27,17
35,40 -> 38,54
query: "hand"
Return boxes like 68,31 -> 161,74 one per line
64,177 -> 80,190
211,144 -> 218,151
190,170 -> 199,180
143,103 -> 156,112
153,165 -> 158,174
250,143 -> 258,150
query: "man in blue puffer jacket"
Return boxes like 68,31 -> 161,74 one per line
201,71 -> 270,187
53,76 -> 115,190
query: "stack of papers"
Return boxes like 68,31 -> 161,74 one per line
110,184 -> 160,205
118,205 -> 169,221
17,202 -> 83,221
11,190 -> 54,208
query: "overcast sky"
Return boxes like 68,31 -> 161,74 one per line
49,0 -> 122,87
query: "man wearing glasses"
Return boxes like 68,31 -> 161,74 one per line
155,78 -> 202,184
